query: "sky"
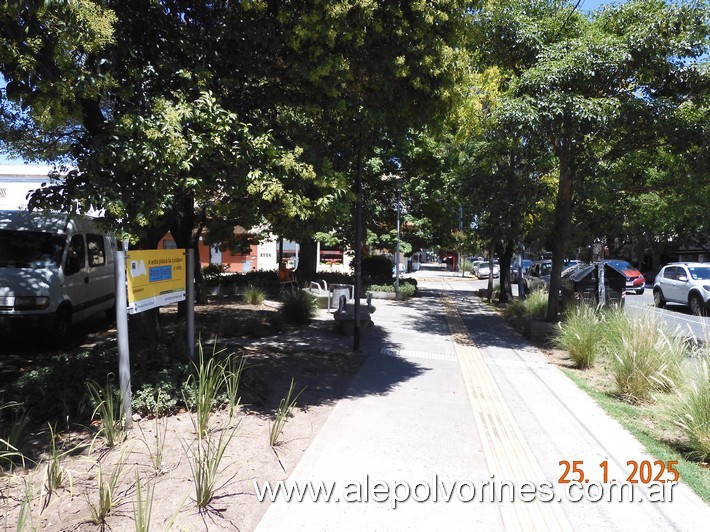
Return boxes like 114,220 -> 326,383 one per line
0,0 -> 627,166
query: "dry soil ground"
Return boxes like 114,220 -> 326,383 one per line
2,297 -> 366,531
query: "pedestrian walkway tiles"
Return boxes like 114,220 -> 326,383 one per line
443,295 -> 572,531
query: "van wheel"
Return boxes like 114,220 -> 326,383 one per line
52,308 -> 72,347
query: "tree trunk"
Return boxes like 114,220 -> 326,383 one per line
296,239 -> 318,282
547,153 -> 574,321
487,248 -> 494,299
498,240 -> 514,304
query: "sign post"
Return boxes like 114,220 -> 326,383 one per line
114,250 -> 133,429
186,249 -> 195,361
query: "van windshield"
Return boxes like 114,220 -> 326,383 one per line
0,230 -> 66,269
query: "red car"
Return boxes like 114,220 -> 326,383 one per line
605,260 -> 646,295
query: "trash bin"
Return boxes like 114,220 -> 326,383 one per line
561,262 -> 626,307
329,284 -> 354,311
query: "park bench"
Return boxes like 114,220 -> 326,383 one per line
333,293 -> 376,334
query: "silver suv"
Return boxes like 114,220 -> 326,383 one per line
653,262 -> 710,315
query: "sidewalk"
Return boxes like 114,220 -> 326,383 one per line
255,270 -> 710,531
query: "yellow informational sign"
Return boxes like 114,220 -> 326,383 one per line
126,249 -> 186,314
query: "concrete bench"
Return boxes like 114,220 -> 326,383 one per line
333,294 -> 376,334
304,279 -> 330,308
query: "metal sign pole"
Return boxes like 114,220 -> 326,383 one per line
115,250 -> 132,430
186,249 -> 195,361
598,262 -> 606,309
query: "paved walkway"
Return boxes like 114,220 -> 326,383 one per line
256,267 -> 710,531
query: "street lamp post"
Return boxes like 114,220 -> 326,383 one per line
382,172 -> 405,300
395,179 -> 402,300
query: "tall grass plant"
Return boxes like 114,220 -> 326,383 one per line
669,359 -> 710,461
87,378 -> 126,448
606,315 -> 685,402
555,304 -> 602,368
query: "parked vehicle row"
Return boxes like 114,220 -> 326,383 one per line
522,260 -> 580,294
510,259 -> 533,283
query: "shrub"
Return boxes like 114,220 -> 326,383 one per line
669,360 -> 710,461
367,282 -> 416,298
280,290 -> 317,324
522,290 -> 548,319
367,284 -> 395,293
242,285 -> 266,305
361,255 -> 394,285
607,315 -> 685,402
555,304 -> 602,369
504,299 -> 526,320
202,263 -> 228,283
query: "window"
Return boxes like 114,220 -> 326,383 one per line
65,234 -> 85,275
0,230 -> 65,268
229,239 -> 251,255
87,234 -> 106,267
688,267 -> 710,281
663,266 -> 679,280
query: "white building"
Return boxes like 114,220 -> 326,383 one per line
0,164 -> 53,210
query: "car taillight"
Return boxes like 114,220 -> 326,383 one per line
14,296 -> 50,311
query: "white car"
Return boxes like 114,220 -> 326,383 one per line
653,262 -> 710,315
475,261 -> 500,279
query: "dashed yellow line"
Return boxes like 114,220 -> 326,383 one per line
443,295 -> 571,531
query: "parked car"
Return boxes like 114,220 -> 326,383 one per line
652,262 -> 710,315
603,260 -> 645,295
0,210 -> 117,344
524,260 -> 580,294
473,261 -> 500,279
510,259 -> 533,283
524,260 -> 553,292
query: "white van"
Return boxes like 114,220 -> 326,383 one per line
0,210 -> 116,343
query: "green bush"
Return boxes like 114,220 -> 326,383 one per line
132,365 -> 190,417
669,360 -> 710,461
221,270 -> 279,289
504,299 -> 527,320
401,277 -> 418,289
202,263 -> 228,284
555,304 -> 602,368
242,285 -> 266,305
522,290 -> 548,319
367,284 -> 395,292
367,282 -> 416,298
361,255 -> 394,285
280,290 -> 318,324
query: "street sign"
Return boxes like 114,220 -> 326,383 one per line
126,249 -> 186,314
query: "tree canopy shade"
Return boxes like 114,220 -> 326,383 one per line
465,0 -> 709,318
0,1 -> 474,249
